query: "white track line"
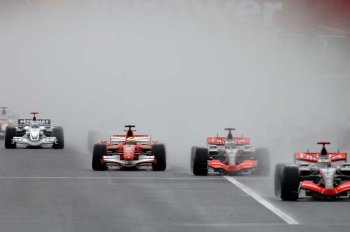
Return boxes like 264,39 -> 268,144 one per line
224,176 -> 299,225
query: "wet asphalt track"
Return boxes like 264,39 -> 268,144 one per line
0,145 -> 349,232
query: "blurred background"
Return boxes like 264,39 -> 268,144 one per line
0,0 -> 349,168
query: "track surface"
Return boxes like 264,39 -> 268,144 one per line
0,146 -> 349,232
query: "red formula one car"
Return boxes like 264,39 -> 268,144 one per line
275,142 -> 350,201
191,128 -> 270,176
92,125 -> 166,171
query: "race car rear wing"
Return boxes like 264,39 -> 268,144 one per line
295,152 -> 347,163
207,137 -> 250,146
110,134 -> 151,145
17,119 -> 51,127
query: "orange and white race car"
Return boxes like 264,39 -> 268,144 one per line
275,142 -> 350,201
191,128 -> 270,176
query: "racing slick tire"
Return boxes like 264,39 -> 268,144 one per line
274,163 -> 285,197
192,147 -> 209,176
276,164 -> 300,201
92,144 -> 107,171
152,144 -> 166,171
52,126 -> 64,149
255,148 -> 270,176
5,126 -> 17,149
190,146 -> 196,171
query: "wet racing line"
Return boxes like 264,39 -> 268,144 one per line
0,147 -> 300,231
224,176 -> 299,224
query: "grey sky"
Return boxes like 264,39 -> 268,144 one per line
1,0 -> 349,167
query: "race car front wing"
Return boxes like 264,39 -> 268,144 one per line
102,155 -> 155,167
12,136 -> 57,147
208,160 -> 257,172
299,181 -> 350,197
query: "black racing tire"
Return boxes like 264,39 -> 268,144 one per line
52,126 -> 64,149
255,148 -> 270,176
152,144 -> 166,171
190,146 -> 196,172
274,163 -> 285,197
92,144 -> 107,171
5,126 -> 17,149
279,165 -> 300,201
192,147 -> 209,176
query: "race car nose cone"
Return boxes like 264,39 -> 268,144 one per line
30,134 -> 39,141
30,129 -> 40,141
124,154 -> 134,160
123,145 -> 136,160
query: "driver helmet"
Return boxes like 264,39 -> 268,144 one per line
30,121 -> 40,128
126,137 -> 136,145
225,141 -> 235,148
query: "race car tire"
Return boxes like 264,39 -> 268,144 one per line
92,144 -> 107,171
279,165 -> 299,201
190,146 -> 196,171
255,148 -> 270,176
192,147 -> 208,176
5,126 -> 16,149
52,126 -> 64,149
152,144 -> 166,171
274,163 -> 285,197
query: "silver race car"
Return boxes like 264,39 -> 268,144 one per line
5,112 -> 64,149
192,128 -> 270,176
275,142 -> 350,201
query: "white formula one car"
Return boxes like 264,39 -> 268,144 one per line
5,112 -> 64,149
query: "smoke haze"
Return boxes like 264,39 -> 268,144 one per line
1,0 -> 349,170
